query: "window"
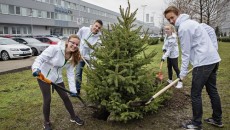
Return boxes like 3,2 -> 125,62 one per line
32,9 -> 37,17
21,7 -> 27,16
0,27 -> 3,34
70,3 -> 76,10
4,27 -> 9,34
15,6 -> 20,15
47,12 -> 51,19
37,10 -> 42,18
51,12 -> 54,19
16,27 -> 21,34
9,5 -> 15,14
1,4 -> 8,14
41,11 -> 47,18
12,27 -> 16,34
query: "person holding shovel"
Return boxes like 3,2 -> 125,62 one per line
32,34 -> 84,130
75,19 -> 103,94
161,24 -> 182,88
164,6 -> 223,130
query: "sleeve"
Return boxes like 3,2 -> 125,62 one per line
31,46 -> 56,72
162,38 -> 176,60
65,63 -> 77,93
179,29 -> 191,78
162,36 -> 167,51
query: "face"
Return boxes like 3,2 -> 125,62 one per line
164,26 -> 172,35
67,38 -> 80,52
165,12 -> 178,25
91,22 -> 102,34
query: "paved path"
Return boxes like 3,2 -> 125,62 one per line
0,56 -> 36,75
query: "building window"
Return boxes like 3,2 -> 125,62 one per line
4,27 -> 9,34
9,5 -> 15,14
12,27 -> 16,34
51,12 -> 54,19
1,4 -> 9,14
0,27 -> 3,34
47,12 -> 51,18
21,7 -> 27,16
15,6 -> 21,15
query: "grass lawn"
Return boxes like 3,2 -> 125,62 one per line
0,42 -> 229,130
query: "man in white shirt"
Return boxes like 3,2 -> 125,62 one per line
75,20 -> 103,94
164,6 -> 223,130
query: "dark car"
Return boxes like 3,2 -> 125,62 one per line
35,37 -> 60,45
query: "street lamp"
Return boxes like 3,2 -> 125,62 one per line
141,5 -> 147,26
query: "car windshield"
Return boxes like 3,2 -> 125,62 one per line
0,39 -> 19,45
24,38 -> 41,43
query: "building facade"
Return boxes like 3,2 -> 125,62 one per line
0,0 -> 159,37
0,0 -> 120,37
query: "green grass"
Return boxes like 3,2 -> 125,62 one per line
0,42 -> 229,130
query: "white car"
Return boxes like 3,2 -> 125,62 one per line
0,37 -> 32,61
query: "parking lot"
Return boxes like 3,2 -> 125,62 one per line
0,56 -> 36,75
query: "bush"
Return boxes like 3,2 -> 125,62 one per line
148,38 -> 159,45
218,37 -> 230,42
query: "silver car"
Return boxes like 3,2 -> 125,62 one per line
12,38 -> 50,56
0,38 -> 32,61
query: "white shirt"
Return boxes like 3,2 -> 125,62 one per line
162,33 -> 179,60
175,14 -> 221,78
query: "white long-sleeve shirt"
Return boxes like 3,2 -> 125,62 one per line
77,26 -> 101,60
162,33 -> 179,60
175,14 -> 221,78
32,41 -> 77,93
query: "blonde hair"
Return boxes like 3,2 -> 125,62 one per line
65,34 -> 81,66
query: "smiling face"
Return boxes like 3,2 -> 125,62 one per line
91,22 -> 102,34
164,25 -> 173,36
66,37 -> 80,52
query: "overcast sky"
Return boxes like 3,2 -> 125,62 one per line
81,0 -> 168,27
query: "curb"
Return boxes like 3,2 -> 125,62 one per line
0,66 -> 31,75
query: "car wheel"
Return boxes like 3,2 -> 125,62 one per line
1,51 -> 10,61
31,48 -> 38,56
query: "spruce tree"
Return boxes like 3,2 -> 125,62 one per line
84,1 -> 169,122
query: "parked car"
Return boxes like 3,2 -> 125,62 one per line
35,37 -> 60,45
0,38 -> 32,61
12,37 -> 49,56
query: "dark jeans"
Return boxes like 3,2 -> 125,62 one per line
167,57 -> 180,80
37,79 -> 76,122
76,60 -> 90,91
191,62 -> 222,126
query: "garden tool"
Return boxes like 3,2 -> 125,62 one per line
129,68 -> 193,107
81,55 -> 92,70
37,72 -> 87,107
156,61 -> 164,83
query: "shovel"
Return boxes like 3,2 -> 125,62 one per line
37,72 -> 87,107
156,61 -> 164,83
129,68 -> 193,107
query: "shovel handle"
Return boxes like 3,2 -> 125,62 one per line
159,61 -> 163,70
146,68 -> 193,105
37,73 -> 52,84
81,55 -> 91,69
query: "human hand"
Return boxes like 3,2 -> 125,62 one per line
161,58 -> 165,62
32,68 -> 41,77
163,49 -> 167,53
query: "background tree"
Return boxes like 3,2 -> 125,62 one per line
84,1 -> 170,122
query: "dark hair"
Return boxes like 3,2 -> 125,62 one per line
164,6 -> 180,17
95,19 -> 103,26
66,34 -> 81,66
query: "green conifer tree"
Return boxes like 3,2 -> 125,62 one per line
84,1 -> 169,122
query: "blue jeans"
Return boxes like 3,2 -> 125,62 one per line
76,60 -> 89,91
191,62 -> 222,126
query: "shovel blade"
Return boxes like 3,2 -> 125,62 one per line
156,72 -> 163,81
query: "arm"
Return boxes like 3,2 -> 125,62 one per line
31,46 -> 56,72
65,63 -> 77,93
162,38 -> 176,60
179,29 -> 191,79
